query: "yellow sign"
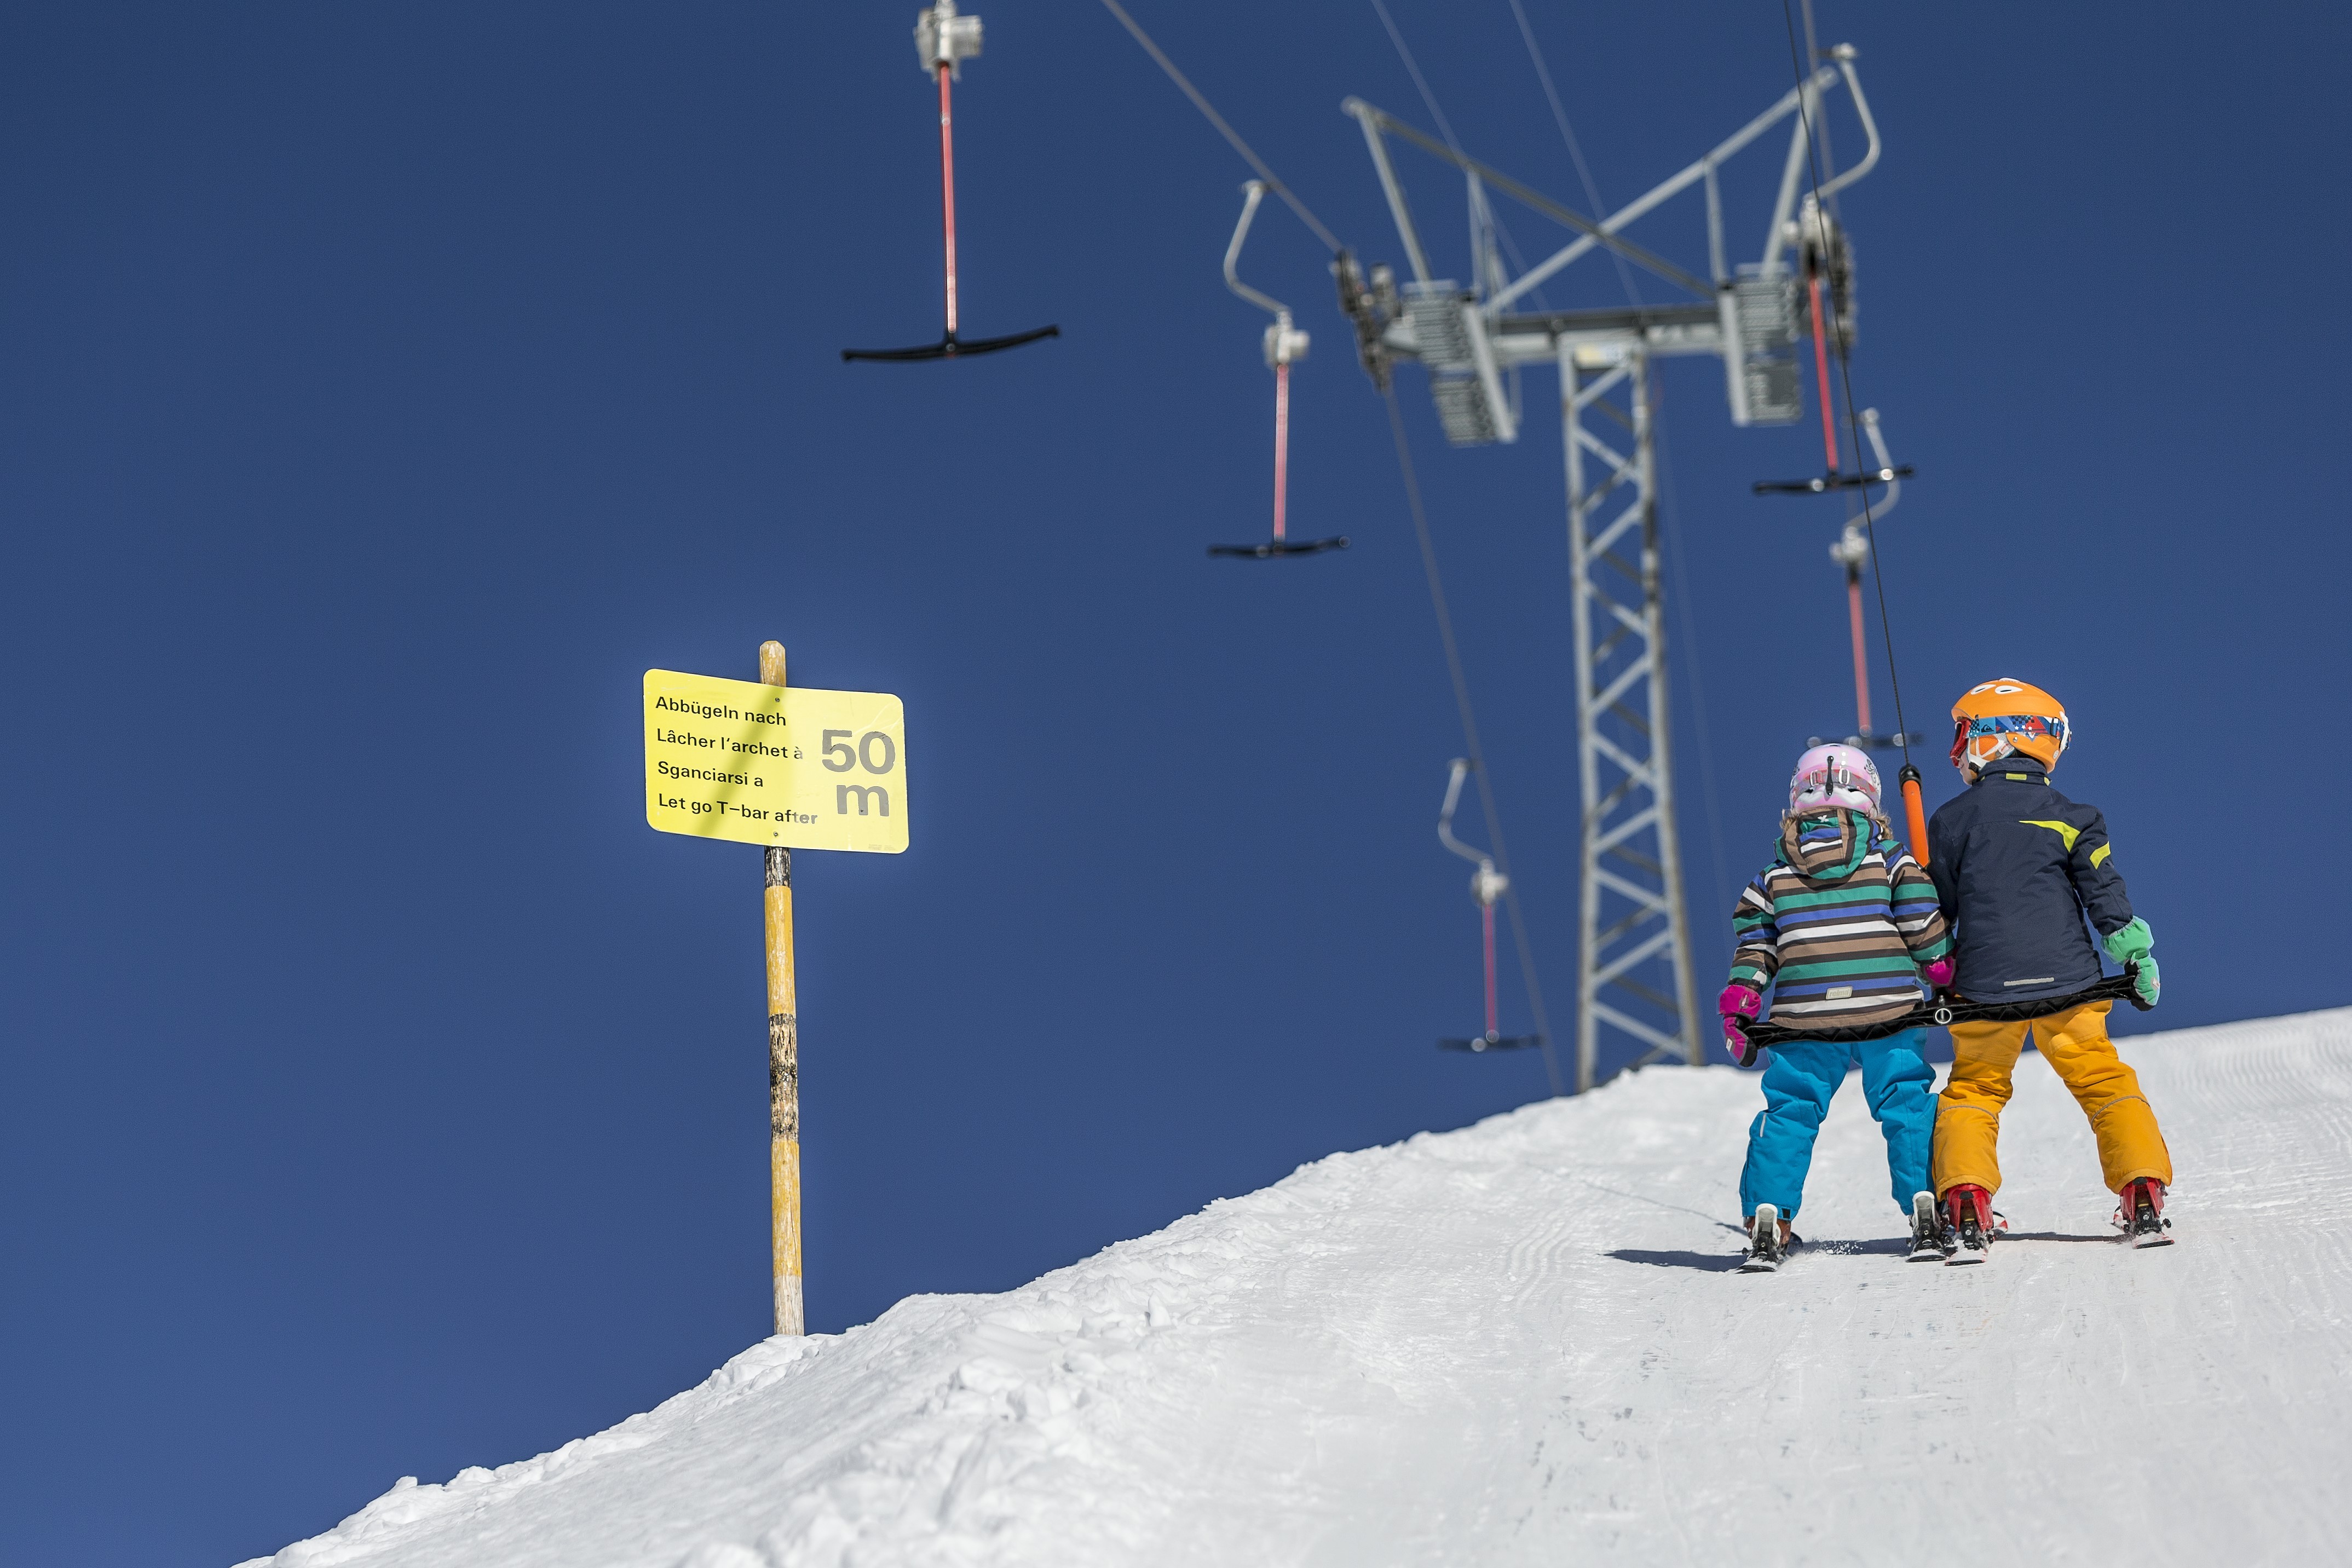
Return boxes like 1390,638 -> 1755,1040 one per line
643,670 -> 908,853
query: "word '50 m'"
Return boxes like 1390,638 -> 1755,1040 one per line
822,729 -> 898,818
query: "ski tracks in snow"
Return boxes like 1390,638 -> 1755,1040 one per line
247,1010 -> 2352,1568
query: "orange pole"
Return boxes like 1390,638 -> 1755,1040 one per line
1899,764 -> 1929,866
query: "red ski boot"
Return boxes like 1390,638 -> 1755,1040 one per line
2114,1178 -> 2175,1248
1944,1184 -> 1996,1266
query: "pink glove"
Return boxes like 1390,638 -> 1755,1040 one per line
1922,959 -> 1954,989
1719,984 -> 1762,1068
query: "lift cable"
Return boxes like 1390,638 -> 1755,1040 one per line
1795,0 -> 1842,224
1778,0 -> 1927,854
1500,0 -> 1644,309
1092,1 -> 1350,559
1383,385 -> 1566,1096
1370,0 -> 1586,1089
1370,0 -> 1548,308
1368,0 -> 1462,152
1371,4 -> 1683,1085
1094,0 -> 1345,255
1655,411 -> 1740,929
1504,0 -> 1734,921
1095,0 -> 1562,1088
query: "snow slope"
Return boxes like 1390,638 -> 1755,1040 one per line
246,1009 -> 2352,1567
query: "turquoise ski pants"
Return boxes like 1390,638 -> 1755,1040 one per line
1738,1029 -> 1935,1221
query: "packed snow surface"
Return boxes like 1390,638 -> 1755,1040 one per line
247,1010 -> 2352,1567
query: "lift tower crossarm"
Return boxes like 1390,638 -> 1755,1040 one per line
1485,61 -> 1848,313
1342,100 -> 1712,300
1348,100 -> 1435,286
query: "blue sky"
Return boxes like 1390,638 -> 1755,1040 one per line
2,2 -> 2344,1561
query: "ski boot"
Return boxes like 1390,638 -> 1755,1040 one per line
1907,1190 -> 1953,1261
1740,1203 -> 1794,1273
2113,1178 -> 2174,1248
1943,1184 -> 1996,1265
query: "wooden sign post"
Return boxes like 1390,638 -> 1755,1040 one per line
759,641 -> 803,1336
641,647 -> 909,1337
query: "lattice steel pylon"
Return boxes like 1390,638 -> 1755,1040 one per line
1560,347 -> 1698,1089
1334,49 -> 1883,1090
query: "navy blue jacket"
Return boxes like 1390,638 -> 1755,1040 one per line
1925,764 -> 2136,1004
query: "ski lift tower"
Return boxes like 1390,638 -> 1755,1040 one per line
1336,49 -> 1883,1092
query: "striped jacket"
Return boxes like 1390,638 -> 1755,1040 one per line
1728,808 -> 1953,1029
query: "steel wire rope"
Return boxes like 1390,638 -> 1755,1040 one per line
1369,0 -> 1549,305
1796,0 -> 1840,224
1786,0 -> 1862,543
1384,385 -> 1566,1096
1094,0 -> 1344,253
1482,0 -> 1738,1044
1375,1 -> 1730,1086
1505,0 -> 1737,942
1369,2 -> 1567,1092
1368,0 -> 1456,151
1501,0 -> 1642,308
1777,0 -> 1914,765
1096,0 -> 1563,1091
1653,403 -> 1739,931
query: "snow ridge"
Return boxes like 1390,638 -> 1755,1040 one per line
246,1008 -> 2352,1567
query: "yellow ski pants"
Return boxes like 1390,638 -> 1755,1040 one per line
1932,1000 -> 2172,1198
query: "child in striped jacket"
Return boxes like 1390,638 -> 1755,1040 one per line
1720,745 -> 1953,1269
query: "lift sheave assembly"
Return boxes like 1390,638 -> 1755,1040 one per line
1746,199 -> 1919,757
1748,197 -> 1910,494
1207,183 -> 1348,559
843,1 -> 1059,364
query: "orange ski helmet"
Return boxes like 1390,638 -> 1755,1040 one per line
1950,678 -> 2069,776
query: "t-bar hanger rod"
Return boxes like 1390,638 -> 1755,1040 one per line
938,64 -> 958,337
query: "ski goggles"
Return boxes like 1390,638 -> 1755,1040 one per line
1950,712 -> 2069,766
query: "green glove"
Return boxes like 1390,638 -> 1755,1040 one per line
2102,917 -> 2160,1006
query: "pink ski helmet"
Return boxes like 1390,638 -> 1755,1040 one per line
1788,743 -> 1882,817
